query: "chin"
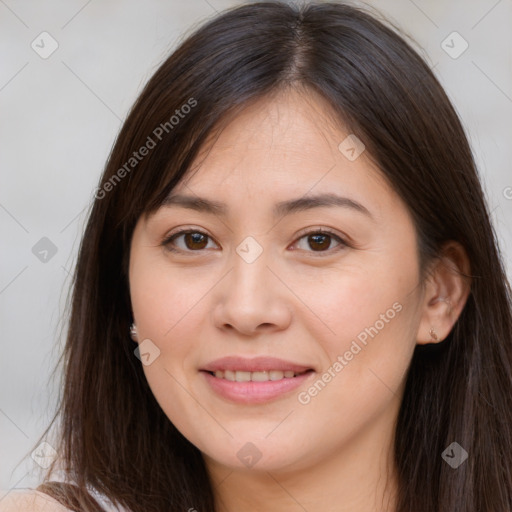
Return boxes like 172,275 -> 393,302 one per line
198,434 -> 315,474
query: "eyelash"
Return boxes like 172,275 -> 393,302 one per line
161,227 -> 348,256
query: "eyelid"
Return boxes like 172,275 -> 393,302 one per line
164,225 -> 213,240
293,226 -> 346,240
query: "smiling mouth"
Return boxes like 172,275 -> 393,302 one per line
201,357 -> 316,403
205,369 -> 313,382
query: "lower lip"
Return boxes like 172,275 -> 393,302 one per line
201,370 -> 314,404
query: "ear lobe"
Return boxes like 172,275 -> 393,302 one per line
416,241 -> 471,345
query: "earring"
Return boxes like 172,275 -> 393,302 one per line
130,323 -> 138,342
429,327 -> 439,342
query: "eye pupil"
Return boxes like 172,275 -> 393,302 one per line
308,234 -> 330,251
185,232 -> 208,250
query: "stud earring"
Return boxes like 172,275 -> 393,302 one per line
130,323 -> 138,342
429,327 -> 439,342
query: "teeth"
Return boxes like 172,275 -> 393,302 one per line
224,370 -> 236,381
235,371 -> 251,382
211,370 -> 306,381
252,371 -> 271,382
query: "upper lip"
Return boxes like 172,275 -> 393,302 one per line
201,356 -> 314,373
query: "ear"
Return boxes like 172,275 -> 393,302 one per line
416,241 -> 472,345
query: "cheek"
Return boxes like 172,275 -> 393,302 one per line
129,253 -> 212,408
129,255 -> 213,440
130,253 -> 214,340
293,246 -> 420,404
294,289 -> 417,453
286,220 -> 419,348
292,259 -> 415,351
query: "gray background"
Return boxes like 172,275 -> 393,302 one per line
1,0 -> 511,495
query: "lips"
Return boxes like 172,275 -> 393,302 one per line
200,356 -> 315,404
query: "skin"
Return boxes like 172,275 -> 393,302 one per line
128,87 -> 470,512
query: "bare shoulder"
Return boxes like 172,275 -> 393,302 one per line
0,489 -> 72,512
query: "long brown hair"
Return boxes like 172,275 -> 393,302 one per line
32,2 -> 512,511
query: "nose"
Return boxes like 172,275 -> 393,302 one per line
212,249 -> 292,336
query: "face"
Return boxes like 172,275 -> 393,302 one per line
129,88 -> 425,476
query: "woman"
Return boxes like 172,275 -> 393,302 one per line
3,1 -> 511,511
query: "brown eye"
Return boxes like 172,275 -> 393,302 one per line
183,232 -> 208,250
307,233 -> 332,251
162,230 -> 218,252
292,230 -> 346,254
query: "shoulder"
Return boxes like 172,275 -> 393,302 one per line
0,489 -> 72,512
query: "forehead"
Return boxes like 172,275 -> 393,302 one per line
184,89 -> 347,183
170,89 -> 399,222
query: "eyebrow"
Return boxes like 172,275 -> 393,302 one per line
161,193 -> 374,220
